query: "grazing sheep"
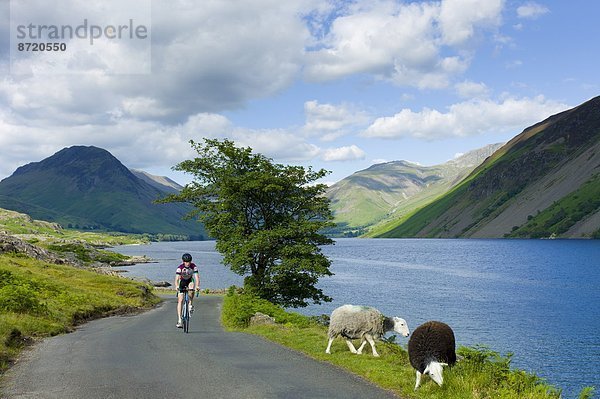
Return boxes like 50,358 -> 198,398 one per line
408,321 -> 457,390
325,304 -> 409,357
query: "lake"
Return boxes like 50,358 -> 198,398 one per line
112,238 -> 600,398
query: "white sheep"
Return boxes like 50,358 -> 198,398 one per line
408,320 -> 457,390
325,304 -> 410,357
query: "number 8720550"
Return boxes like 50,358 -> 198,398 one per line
17,42 -> 67,51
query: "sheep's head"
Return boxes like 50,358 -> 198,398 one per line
392,317 -> 410,337
424,361 -> 448,386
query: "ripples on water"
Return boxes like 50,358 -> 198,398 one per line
112,238 -> 600,399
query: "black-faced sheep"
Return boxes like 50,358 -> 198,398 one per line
325,304 -> 409,357
408,320 -> 457,389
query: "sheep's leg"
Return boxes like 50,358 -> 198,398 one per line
365,334 -> 380,357
345,339 -> 358,353
325,337 -> 335,354
356,338 -> 367,354
414,370 -> 422,390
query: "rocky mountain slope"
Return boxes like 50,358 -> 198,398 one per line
377,95 -> 600,238
326,143 -> 503,235
130,169 -> 183,193
0,146 -> 204,239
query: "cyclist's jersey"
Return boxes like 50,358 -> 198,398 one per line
176,262 -> 198,281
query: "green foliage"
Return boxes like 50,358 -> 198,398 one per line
453,346 -> 558,397
4,328 -> 30,349
510,174 -> 600,238
222,288 -> 313,329
0,269 -> 47,314
376,182 -> 471,237
47,243 -> 93,262
0,207 -> 148,247
161,139 -> 335,307
46,243 -> 129,264
579,386 -> 595,399
0,285 -> 48,314
222,290 -> 565,399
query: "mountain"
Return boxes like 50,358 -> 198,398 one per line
377,95 -> 600,239
130,169 -> 183,193
326,143 -> 503,235
0,146 -> 204,239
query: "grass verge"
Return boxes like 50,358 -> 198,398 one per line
0,253 -> 159,373
222,289 -> 595,399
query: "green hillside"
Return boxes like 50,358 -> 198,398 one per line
326,144 -> 502,236
0,146 -> 205,239
509,173 -> 600,238
377,96 -> 600,238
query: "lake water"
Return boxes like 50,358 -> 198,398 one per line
112,238 -> 600,398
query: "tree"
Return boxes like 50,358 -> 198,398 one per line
161,139 -> 334,307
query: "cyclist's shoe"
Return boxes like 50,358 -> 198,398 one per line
176,322 -> 183,328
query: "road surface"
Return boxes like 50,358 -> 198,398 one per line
1,295 -> 399,399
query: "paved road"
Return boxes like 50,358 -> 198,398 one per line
1,296 -> 399,399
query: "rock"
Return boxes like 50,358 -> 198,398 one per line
129,276 -> 154,285
110,260 -> 136,266
153,281 -> 172,287
249,312 -> 276,326
310,314 -> 330,327
110,255 -> 153,266
0,233 -> 67,265
90,267 -> 123,277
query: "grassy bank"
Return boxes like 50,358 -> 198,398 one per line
0,207 -> 145,245
0,253 -> 159,373
222,289 -> 594,399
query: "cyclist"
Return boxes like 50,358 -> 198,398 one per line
175,252 -> 200,328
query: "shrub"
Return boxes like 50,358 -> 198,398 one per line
222,288 -> 313,329
0,285 -> 47,314
579,386 -> 595,399
47,243 -> 92,262
4,328 -> 31,349
0,269 -> 14,287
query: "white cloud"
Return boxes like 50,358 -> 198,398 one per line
232,129 -> 321,162
303,100 -> 369,140
1,0 -> 311,125
517,2 -> 550,19
0,0 -> 571,186
0,0 -> 510,137
0,110 -> 324,180
0,0 -> 329,179
438,0 -> 504,46
121,97 -> 172,119
305,0 -> 503,88
455,81 -> 490,98
371,158 -> 389,164
321,145 -> 366,162
363,96 -> 569,140
506,60 -> 523,69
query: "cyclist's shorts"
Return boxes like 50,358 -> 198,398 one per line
178,278 -> 194,292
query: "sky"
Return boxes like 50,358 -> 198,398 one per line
1,0 -> 599,186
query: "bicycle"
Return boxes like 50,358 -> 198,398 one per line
178,287 -> 198,333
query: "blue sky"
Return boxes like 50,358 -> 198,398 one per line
1,0 -> 599,185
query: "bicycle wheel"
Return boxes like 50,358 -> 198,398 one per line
182,295 -> 190,333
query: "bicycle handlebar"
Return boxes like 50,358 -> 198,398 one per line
176,288 -> 201,295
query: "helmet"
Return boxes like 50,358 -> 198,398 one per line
182,253 -> 192,262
